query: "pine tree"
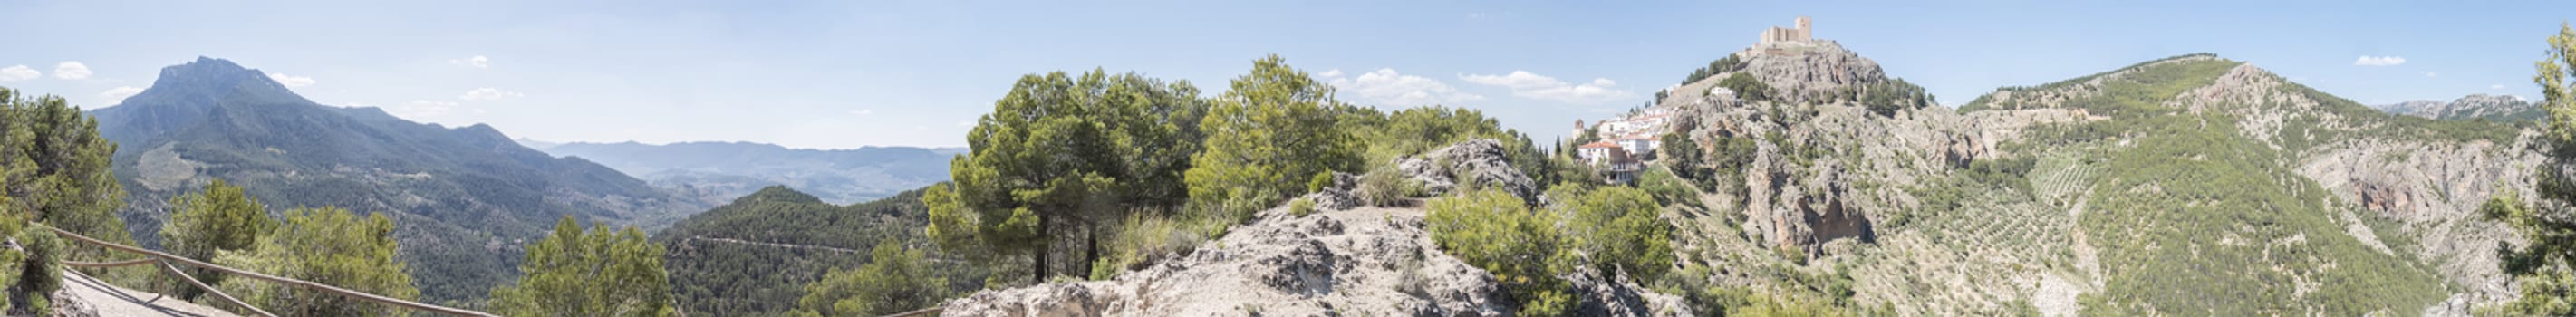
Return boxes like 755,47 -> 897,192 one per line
215,207 -> 417,317
0,87 -> 136,315
927,70 -> 1205,284
786,241 -> 948,316
159,178 -> 275,301
1183,55 -> 1360,222
489,216 -> 675,317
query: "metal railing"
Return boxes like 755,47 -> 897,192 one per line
50,226 -> 499,317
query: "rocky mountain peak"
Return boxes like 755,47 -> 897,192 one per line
123,56 -> 310,107
1722,40 -> 1891,101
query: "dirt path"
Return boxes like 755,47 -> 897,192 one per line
684,235 -> 868,254
58,270 -> 237,317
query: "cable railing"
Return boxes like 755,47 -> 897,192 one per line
48,226 -> 499,317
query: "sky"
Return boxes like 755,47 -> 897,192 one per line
1,0 -> 2569,149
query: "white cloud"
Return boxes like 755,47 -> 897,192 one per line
2424,72 -> 2438,77
268,73 -> 315,88
2353,55 -> 2406,66
459,88 -> 522,101
450,55 -> 490,68
1323,68 -> 1483,106
956,120 -> 977,127
1318,69 -> 1343,77
2494,83 -> 2508,90
1460,71 -> 1634,104
849,109 -> 874,116
395,100 -> 461,119
0,65 -> 37,82
53,62 -> 91,80
99,86 -> 145,103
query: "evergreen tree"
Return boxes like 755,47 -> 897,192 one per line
2487,23 -> 2576,316
927,70 -> 1206,284
215,207 -> 417,317
0,87 -> 135,315
786,241 -> 948,316
158,178 -> 275,301
489,216 -> 675,317
1718,72 -> 1774,101
1184,55 -> 1360,222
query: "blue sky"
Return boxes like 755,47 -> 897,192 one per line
1,0 -> 2567,149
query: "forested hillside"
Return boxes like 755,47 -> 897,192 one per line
655,186 -> 985,316
86,57 -> 714,303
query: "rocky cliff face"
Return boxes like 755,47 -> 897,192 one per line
1731,41 -> 1892,103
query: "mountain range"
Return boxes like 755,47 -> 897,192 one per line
2376,93 -> 2544,123
529,140 -> 958,204
87,57 -> 716,302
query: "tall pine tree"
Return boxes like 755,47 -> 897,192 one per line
927,71 -> 1205,284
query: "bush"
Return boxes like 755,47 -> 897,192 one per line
1432,189 -> 1566,315
1091,214 -> 1211,280
1566,187 -> 1675,282
1356,166 -> 1410,207
1426,189 -> 1576,316
1288,198 -> 1317,217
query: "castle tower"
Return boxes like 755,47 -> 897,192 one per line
1795,16 -> 1811,41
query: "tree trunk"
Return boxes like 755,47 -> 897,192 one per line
1085,227 -> 1100,277
1034,214 -> 1051,283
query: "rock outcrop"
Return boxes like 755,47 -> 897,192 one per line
1397,139 -> 1539,203
943,139 -> 1691,317
940,206 -> 1514,317
1732,41 -> 1892,103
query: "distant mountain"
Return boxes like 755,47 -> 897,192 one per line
653,186 -> 982,316
2377,93 -> 2542,123
539,141 -> 953,204
89,57 -> 715,303
513,137 -> 562,150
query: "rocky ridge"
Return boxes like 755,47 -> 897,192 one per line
1651,50 -> 2538,315
941,139 -> 1685,317
2378,93 -> 2542,122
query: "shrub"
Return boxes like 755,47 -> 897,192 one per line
1426,189 -> 1576,316
1288,198 -> 1317,217
1308,172 -> 1336,194
1090,214 -> 1211,280
1567,187 -> 1676,282
1356,166 -> 1410,207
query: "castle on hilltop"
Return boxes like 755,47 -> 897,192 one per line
1758,16 -> 1813,44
